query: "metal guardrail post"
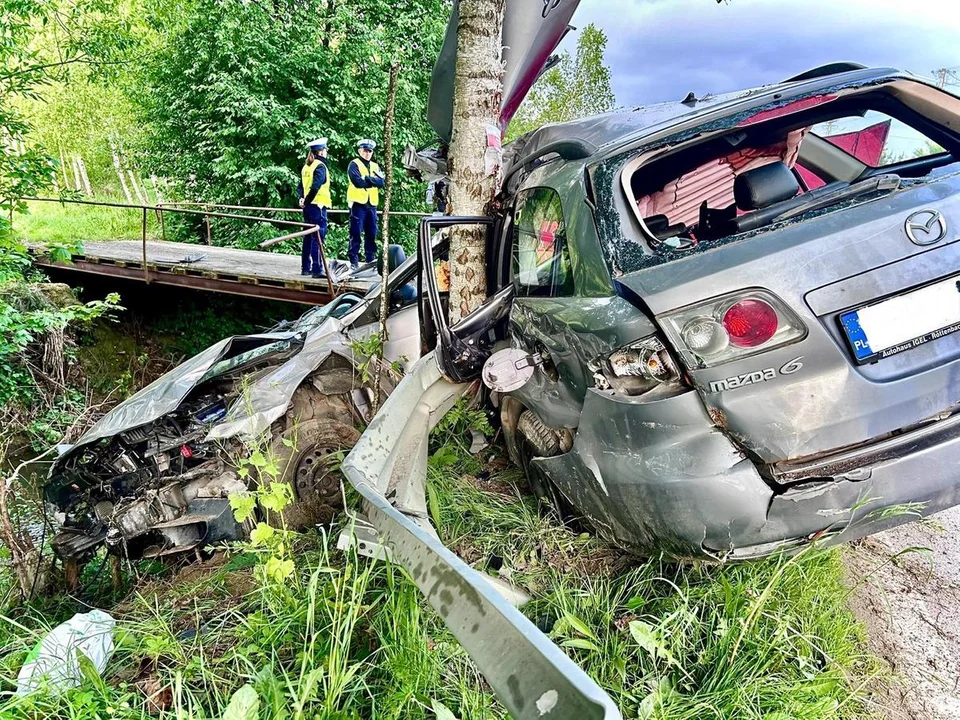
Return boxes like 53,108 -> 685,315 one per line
141,206 -> 150,284
204,214 -> 212,245
159,209 -> 167,242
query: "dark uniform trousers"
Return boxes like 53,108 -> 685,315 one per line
302,204 -> 328,274
348,203 -> 378,265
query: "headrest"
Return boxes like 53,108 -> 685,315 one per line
377,243 -> 407,275
734,162 -> 799,211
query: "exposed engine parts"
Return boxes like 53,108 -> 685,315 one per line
49,391 -> 245,563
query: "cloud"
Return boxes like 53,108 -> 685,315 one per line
562,0 -> 960,106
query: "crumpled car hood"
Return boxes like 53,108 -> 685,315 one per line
52,316 -> 353,473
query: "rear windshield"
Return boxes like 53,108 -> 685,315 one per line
617,80 -> 960,264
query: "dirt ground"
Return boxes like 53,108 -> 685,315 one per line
844,506 -> 960,719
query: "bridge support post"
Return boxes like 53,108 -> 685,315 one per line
141,207 -> 150,284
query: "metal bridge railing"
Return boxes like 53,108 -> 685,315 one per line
19,197 -> 430,297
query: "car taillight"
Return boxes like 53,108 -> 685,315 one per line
662,290 -> 805,368
589,336 -> 686,397
722,299 -> 778,347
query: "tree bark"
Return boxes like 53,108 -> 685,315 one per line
372,61 -> 400,415
77,155 -> 93,196
446,0 -> 505,323
111,142 -> 133,203
71,156 -> 83,193
128,168 -> 147,205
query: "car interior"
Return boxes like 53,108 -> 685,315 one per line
624,81 -> 960,253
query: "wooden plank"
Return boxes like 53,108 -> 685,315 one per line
25,238 -> 374,305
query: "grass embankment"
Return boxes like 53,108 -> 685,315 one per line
0,449 -> 877,719
15,200 -> 160,244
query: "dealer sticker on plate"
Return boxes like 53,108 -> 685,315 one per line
840,275 -> 960,364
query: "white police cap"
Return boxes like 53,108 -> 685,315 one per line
357,139 -> 376,150
307,137 -> 328,150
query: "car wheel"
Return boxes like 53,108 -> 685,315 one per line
264,378 -> 361,530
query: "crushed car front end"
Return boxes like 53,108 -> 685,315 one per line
46,295 -> 371,565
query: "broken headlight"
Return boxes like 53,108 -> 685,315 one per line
589,336 -> 684,397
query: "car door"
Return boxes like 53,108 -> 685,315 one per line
506,186 -> 586,430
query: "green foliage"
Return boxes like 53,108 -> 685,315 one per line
132,0 -> 444,247
431,395 -> 494,460
0,426 -> 880,719
509,24 -> 616,141
0,280 -> 121,408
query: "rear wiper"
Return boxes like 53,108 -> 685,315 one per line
775,174 -> 901,222
734,174 -> 901,234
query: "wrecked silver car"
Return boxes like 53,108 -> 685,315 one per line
47,250 -> 422,566
422,63 -> 960,560
50,64 -> 960,568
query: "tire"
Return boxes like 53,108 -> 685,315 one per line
264,373 -> 361,530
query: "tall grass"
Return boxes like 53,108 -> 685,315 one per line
0,448 -> 878,719
14,199 -> 160,245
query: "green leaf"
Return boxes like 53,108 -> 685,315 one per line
628,620 -> 677,667
561,638 -> 599,652
564,614 -> 598,642
259,481 -> 292,512
265,556 -> 295,583
222,684 -> 260,720
229,493 -> 257,523
431,699 -> 459,720
426,481 -> 442,528
249,522 -> 275,546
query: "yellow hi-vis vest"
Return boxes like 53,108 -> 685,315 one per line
346,158 -> 380,207
301,159 -> 332,209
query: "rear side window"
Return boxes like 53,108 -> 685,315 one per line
512,187 -> 574,297
811,111 -> 944,165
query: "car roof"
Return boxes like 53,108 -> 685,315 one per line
502,66 -> 912,180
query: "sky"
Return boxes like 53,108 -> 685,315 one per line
560,0 -> 960,107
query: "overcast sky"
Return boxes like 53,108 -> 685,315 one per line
560,0 -> 960,107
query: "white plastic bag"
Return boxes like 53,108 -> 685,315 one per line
16,609 -> 115,696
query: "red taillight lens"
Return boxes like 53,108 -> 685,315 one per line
663,290 -> 805,368
722,299 -> 779,347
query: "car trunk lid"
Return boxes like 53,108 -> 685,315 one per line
427,0 -> 581,143
615,170 -> 960,465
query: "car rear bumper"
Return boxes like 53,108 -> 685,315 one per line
533,387 -> 960,559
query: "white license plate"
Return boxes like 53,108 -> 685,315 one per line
840,275 -> 960,364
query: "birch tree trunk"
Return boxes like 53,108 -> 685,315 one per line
77,156 -> 93,196
128,169 -> 147,205
111,141 -> 133,202
71,156 -> 83,193
446,0 -> 505,323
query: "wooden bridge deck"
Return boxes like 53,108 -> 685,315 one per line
28,239 -> 373,305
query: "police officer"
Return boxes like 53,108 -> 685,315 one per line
346,138 -> 385,271
297,138 -> 332,278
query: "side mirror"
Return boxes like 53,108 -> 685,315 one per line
481,348 -> 542,392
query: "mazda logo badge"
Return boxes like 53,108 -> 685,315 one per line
905,209 -> 947,246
